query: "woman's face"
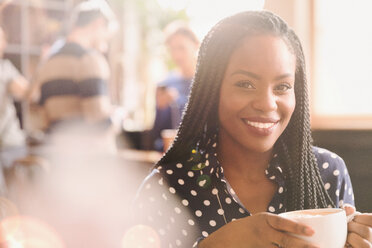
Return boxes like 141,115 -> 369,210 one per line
218,34 -> 296,154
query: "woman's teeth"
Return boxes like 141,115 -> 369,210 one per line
245,120 -> 276,129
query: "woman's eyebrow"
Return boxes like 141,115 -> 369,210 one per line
230,70 -> 261,79
274,73 -> 294,81
230,70 -> 294,81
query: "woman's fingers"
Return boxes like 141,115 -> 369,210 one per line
347,232 -> 372,248
354,214 -> 372,227
343,204 -> 356,216
263,214 -> 319,248
265,214 -> 314,236
348,219 -> 372,242
269,229 -> 319,248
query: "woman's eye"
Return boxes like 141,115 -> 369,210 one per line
275,84 -> 292,92
235,81 -> 254,89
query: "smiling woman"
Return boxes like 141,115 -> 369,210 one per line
218,35 -> 296,158
133,10 -> 372,248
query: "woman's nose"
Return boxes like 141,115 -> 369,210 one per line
251,89 -> 278,112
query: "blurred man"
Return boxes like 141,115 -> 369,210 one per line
32,0 -> 117,132
147,21 -> 200,151
0,26 -> 29,194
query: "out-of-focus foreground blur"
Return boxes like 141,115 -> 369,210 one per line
0,0 -> 371,247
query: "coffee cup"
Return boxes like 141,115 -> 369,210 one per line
279,208 -> 347,248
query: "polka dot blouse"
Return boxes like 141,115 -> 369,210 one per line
134,141 -> 354,247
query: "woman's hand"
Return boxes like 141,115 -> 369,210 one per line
344,205 -> 372,247
199,212 -> 319,248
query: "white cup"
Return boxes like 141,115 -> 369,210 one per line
279,208 -> 347,248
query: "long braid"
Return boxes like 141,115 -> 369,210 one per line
157,11 -> 335,210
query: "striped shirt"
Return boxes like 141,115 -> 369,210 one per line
35,42 -> 111,130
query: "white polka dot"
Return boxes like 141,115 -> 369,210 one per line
339,200 -> 344,207
239,208 -> 245,214
278,187 -> 284,194
199,179 -> 207,187
166,169 -> 173,175
182,229 -> 187,236
231,218 -> 237,221
217,209 -> 224,215
209,220 -> 216,227
206,153 -> 209,159
205,160 -> 209,166
345,184 -> 348,191
202,231 -> 209,237
188,171 -> 194,177
229,188 -> 236,195
352,194 -> 355,200
318,149 -> 325,154
192,242 -> 198,248
175,207 -> 181,214
265,169 -> 269,175
277,166 -> 283,173
182,199 -> 189,206
203,200 -> 210,206
176,163 -> 183,168
195,210 -> 202,217
327,204 -> 333,208
335,189 -> 340,196
331,153 -> 337,158
145,183 -> 151,189
210,168 -> 214,174
162,193 -> 167,200
169,187 -> 176,194
159,229 -> 166,235
225,197 -> 232,204
279,203 -> 283,209
269,175 -> 276,180
178,179 -> 185,185
157,166 -> 163,170
212,188 -> 218,195
176,240 -> 182,246
158,178 -> 163,185
333,170 -> 340,176
269,206 -> 275,212
188,219 -> 195,225
170,217 -> 175,223
324,183 -> 331,190
212,142 -> 217,147
190,190 -> 197,196
348,188 -> 352,195
322,162 -> 329,169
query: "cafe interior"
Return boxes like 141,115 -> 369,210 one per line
0,0 -> 371,247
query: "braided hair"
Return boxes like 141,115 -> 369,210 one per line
157,11 -> 335,211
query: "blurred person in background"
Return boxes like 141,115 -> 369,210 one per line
146,21 -> 200,151
0,26 -> 29,195
30,0 -> 117,134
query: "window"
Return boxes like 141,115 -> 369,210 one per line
311,0 -> 372,129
